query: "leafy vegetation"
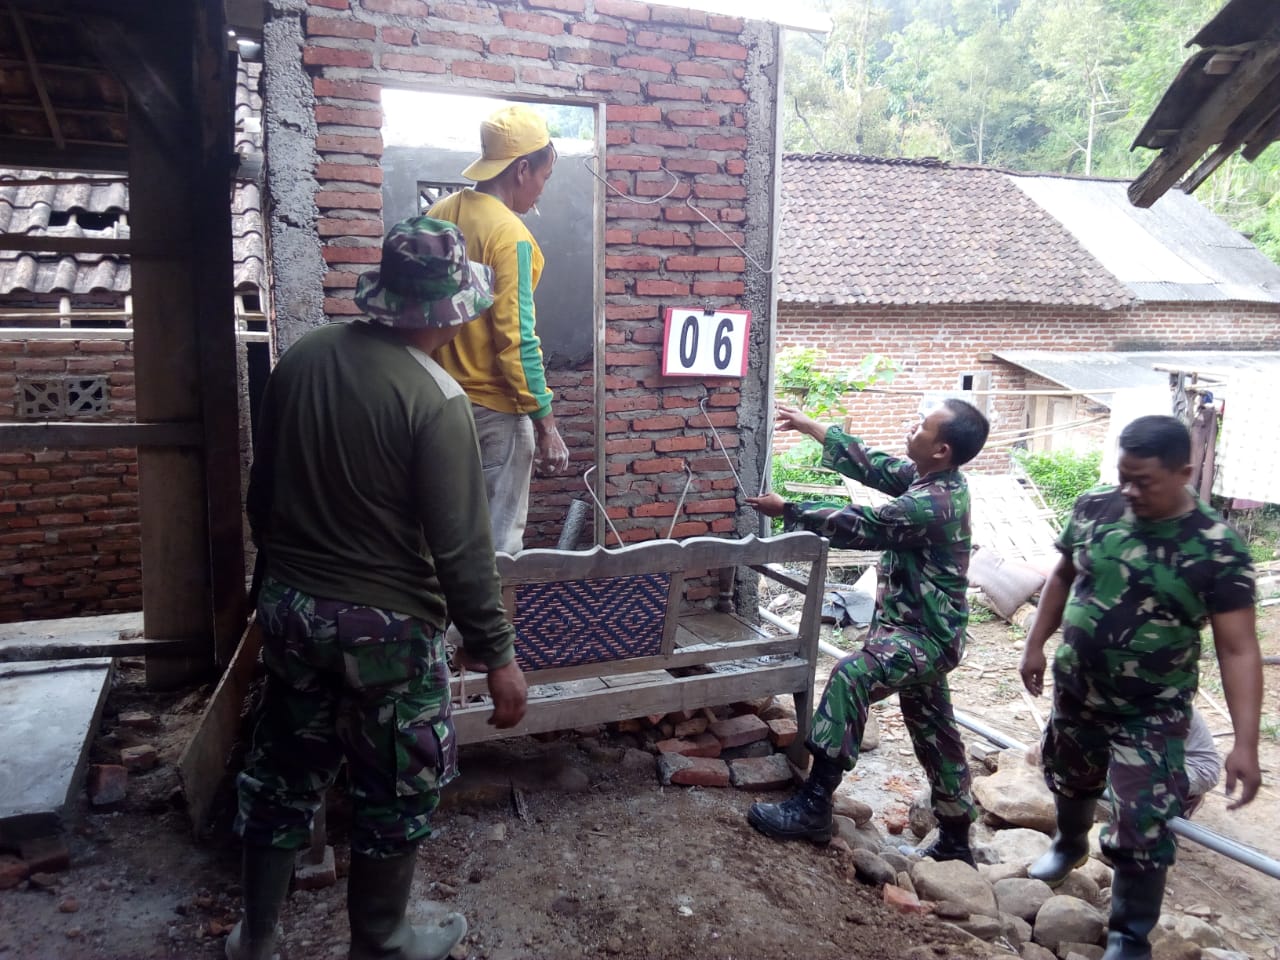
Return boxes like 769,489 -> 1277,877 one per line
785,0 -> 1280,263
775,348 -> 899,418
1013,447 -> 1101,525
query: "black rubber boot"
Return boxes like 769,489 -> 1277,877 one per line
225,844 -> 296,960
907,816 -> 976,867
1028,793 -> 1098,887
746,752 -> 844,843
1101,866 -> 1166,960
348,846 -> 467,960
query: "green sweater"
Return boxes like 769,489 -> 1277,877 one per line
246,321 -> 515,668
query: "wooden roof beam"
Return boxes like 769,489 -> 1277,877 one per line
1130,23 -> 1280,207
1181,74 -> 1280,193
8,4 -> 65,150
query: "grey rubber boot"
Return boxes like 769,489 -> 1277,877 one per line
746,752 -> 844,844
1028,793 -> 1097,886
225,844 -> 296,960
348,847 -> 467,960
1101,866 -> 1166,960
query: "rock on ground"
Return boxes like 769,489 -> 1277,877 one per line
910,859 -> 998,919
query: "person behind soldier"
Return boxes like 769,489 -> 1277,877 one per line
231,216 -> 528,960
426,104 -> 568,555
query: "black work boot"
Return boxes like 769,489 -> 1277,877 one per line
746,752 -> 844,843
1101,866 -> 1166,960
225,844 -> 296,960
907,815 -> 976,867
348,845 -> 467,960
1028,793 -> 1098,887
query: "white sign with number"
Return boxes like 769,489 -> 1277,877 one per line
660,308 -> 751,378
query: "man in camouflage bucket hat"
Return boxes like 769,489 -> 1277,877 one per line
1021,415 -> 1261,960
232,216 -> 527,960
744,399 -> 990,866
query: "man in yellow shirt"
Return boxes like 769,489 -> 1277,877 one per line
428,105 -> 568,554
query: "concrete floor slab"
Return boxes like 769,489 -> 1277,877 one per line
0,658 -> 113,847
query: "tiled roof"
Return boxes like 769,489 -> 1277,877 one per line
0,58 -> 266,300
778,154 -> 1136,309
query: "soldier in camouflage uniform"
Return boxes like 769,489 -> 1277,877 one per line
231,217 -> 528,960
745,398 -> 990,864
1021,415 -> 1262,960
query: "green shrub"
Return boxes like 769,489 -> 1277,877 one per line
1013,448 -> 1102,526
776,348 -> 899,418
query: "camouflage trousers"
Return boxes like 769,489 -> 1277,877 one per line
235,576 -> 458,858
1041,688 -> 1189,870
808,631 -> 975,823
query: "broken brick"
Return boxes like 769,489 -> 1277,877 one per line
728,754 -> 793,790
120,744 -> 159,772
117,710 -> 160,731
766,717 -> 798,748
0,855 -> 30,890
19,835 -> 70,873
658,753 -> 730,788
709,713 -> 769,748
87,764 -> 127,805
883,883 -> 928,914
688,732 -> 722,758
673,716 -> 708,738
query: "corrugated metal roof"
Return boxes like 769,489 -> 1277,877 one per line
995,349 -> 1280,405
1009,175 -> 1280,304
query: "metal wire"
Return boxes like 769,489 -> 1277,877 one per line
698,394 -> 745,498
667,461 -> 694,539
581,465 -> 624,547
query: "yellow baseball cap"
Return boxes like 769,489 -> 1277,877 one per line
460,105 -> 552,182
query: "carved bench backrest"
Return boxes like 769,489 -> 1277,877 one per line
495,533 -> 826,673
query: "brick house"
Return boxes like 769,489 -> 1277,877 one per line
776,154 -> 1280,471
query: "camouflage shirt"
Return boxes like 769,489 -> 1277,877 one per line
782,426 -> 971,650
1054,485 -> 1255,715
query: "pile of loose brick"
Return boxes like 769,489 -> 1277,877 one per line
599,697 -> 801,791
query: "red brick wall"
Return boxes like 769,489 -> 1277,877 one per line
291,0 -> 772,571
0,337 -> 141,622
776,300 -> 1280,473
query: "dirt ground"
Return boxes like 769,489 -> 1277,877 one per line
1,598 -> 1278,960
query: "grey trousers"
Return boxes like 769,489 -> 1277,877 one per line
471,403 -> 534,555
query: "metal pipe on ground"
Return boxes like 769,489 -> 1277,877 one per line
760,606 -> 1280,881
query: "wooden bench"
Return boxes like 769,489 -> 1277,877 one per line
450,532 -> 828,763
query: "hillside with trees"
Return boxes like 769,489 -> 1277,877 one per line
784,0 -> 1280,260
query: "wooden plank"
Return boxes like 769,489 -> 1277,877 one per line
660,571 -> 683,655
0,137 -> 128,173
0,421 -> 202,450
453,659 -> 811,744
177,619 -> 263,836
190,0 -> 248,665
750,563 -> 808,594
8,6 -> 63,149
0,637 -> 201,663
450,630 -> 801,696
129,22 -> 214,687
496,532 -> 826,584
790,537 -> 827,760
677,610 -> 772,644
0,235 -> 132,255
1129,23 -> 1280,207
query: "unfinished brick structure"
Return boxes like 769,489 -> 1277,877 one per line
262,0 -> 783,596
0,336 -> 140,621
